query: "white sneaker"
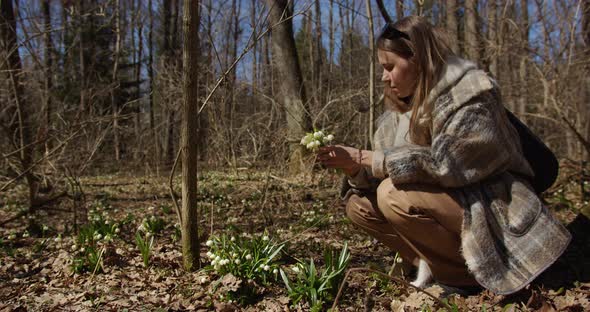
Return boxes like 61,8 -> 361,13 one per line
410,259 -> 433,288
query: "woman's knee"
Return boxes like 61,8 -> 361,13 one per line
376,179 -> 402,211
345,194 -> 364,225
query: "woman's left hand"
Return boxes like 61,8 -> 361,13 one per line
316,145 -> 362,176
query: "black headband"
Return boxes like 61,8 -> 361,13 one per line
378,23 -> 410,41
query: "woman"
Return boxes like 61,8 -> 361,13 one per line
317,16 -> 570,295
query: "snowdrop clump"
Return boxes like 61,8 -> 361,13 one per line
300,130 -> 334,152
205,232 -> 284,303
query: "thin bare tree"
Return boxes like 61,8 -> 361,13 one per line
181,0 -> 200,271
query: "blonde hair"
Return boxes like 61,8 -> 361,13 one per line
377,16 -> 455,145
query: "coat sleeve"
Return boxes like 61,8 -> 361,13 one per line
375,90 -> 517,188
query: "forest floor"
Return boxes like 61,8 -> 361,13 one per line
0,166 -> 589,311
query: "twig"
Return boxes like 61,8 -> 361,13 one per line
331,268 -> 452,311
0,130 -> 80,193
86,246 -> 106,286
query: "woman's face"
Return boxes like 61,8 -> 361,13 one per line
378,49 -> 417,98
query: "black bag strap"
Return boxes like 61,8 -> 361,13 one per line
505,108 -> 558,194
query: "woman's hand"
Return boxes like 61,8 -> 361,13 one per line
316,145 -> 365,176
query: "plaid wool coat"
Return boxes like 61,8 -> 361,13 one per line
357,57 -> 571,294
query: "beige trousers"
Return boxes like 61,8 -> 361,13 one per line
345,178 -> 479,286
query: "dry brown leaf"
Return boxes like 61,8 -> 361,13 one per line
218,273 -> 242,293
390,299 -> 407,312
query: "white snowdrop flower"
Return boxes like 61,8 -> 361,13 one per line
306,142 -> 315,149
234,259 -> 241,265
71,244 -> 78,251
206,251 -> 213,258
313,140 -> 321,147
54,236 -> 62,243
230,236 -> 236,242
94,233 -> 103,240
326,134 -> 334,142
8,233 -> 16,240
231,252 -> 238,258
137,224 -> 146,232
200,277 -> 208,283
146,232 -> 153,239
396,257 -> 403,264
80,247 -> 85,253
114,228 -> 120,234
292,266 -> 300,273
262,235 -> 269,241
215,256 -> 221,262
42,225 -> 49,231
245,254 -> 252,260
300,137 -> 307,145
22,232 -> 30,238
273,269 -> 278,274
211,259 -> 217,266
313,131 -> 323,138
104,235 -> 112,242
206,240 -> 213,247
263,265 -> 270,271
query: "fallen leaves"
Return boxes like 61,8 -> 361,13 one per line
1,172 -> 589,311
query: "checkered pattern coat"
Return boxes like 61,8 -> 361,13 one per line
368,57 -> 571,294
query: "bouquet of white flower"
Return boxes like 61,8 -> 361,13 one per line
300,130 -> 334,152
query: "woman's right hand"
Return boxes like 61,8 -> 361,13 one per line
316,145 -> 363,176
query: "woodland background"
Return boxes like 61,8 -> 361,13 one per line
1,0 -> 590,311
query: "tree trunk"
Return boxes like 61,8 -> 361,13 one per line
338,2 -> 345,89
163,0 -> 176,166
517,0 -> 529,121
181,0 -> 200,272
446,0 -> 459,54
78,0 -> 86,114
465,0 -> 479,62
111,0 -> 121,161
265,0 -> 311,173
314,0 -> 322,106
328,0 -> 334,97
134,0 -> 144,161
366,0 -> 375,149
0,0 -> 39,207
487,0 -> 498,77
148,0 -> 159,164
42,0 -> 53,154
251,0 -> 257,93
